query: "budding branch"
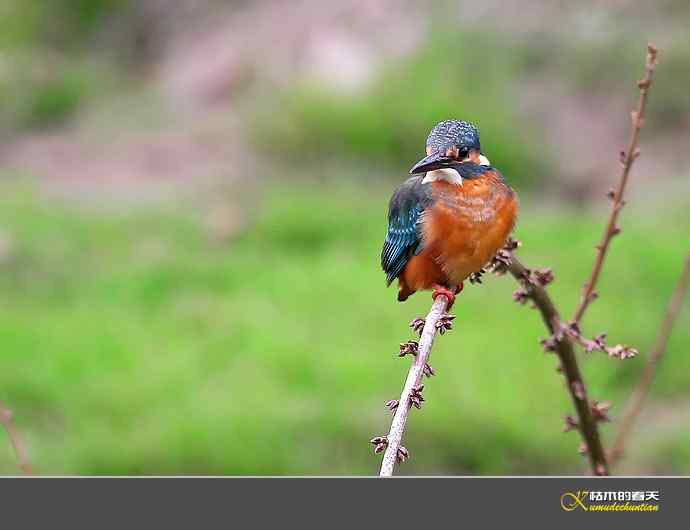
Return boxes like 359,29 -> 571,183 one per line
377,294 -> 451,477
509,256 -> 609,475
573,44 -> 658,324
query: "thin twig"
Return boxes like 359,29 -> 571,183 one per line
378,295 -> 450,476
573,43 -> 658,324
509,256 -> 609,475
0,400 -> 34,475
609,252 -> 690,466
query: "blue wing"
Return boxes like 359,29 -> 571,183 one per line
381,176 -> 432,286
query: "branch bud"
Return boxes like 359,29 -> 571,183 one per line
571,381 -> 585,400
396,446 -> 410,463
436,314 -> 455,335
409,385 -> 425,409
370,436 -> 388,454
410,318 -> 425,336
512,287 -> 529,304
591,400 -> 612,423
385,400 -> 399,413
399,340 -> 419,357
563,415 -> 579,433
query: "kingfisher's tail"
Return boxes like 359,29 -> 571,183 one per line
397,284 -> 415,302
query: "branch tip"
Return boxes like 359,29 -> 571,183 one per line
572,42 -> 658,325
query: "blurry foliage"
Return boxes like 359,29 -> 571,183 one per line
0,0 -> 130,50
519,33 -> 690,130
250,31 -> 548,187
0,1 -> 129,131
26,75 -> 85,128
0,57 -> 117,130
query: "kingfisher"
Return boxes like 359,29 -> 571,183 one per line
381,119 -> 518,308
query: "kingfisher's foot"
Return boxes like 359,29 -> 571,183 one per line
432,285 -> 457,309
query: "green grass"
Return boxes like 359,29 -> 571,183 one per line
0,179 -> 689,475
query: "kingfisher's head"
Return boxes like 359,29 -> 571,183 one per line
410,119 -> 486,174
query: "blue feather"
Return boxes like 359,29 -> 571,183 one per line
381,176 -> 432,285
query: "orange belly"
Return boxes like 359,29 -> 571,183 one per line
398,172 -> 517,298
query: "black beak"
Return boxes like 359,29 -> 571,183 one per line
409,151 -> 453,174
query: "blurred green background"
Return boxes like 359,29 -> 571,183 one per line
0,0 -> 689,475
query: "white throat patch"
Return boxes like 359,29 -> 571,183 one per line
420,156 -> 491,185
422,168 -> 463,186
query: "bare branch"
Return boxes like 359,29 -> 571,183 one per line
0,400 -> 35,475
509,255 -> 609,475
609,251 -> 690,466
377,295 -> 450,477
573,43 -> 658,324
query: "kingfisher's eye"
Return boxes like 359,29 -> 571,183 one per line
458,147 -> 469,159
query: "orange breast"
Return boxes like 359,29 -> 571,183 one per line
422,171 -> 518,285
